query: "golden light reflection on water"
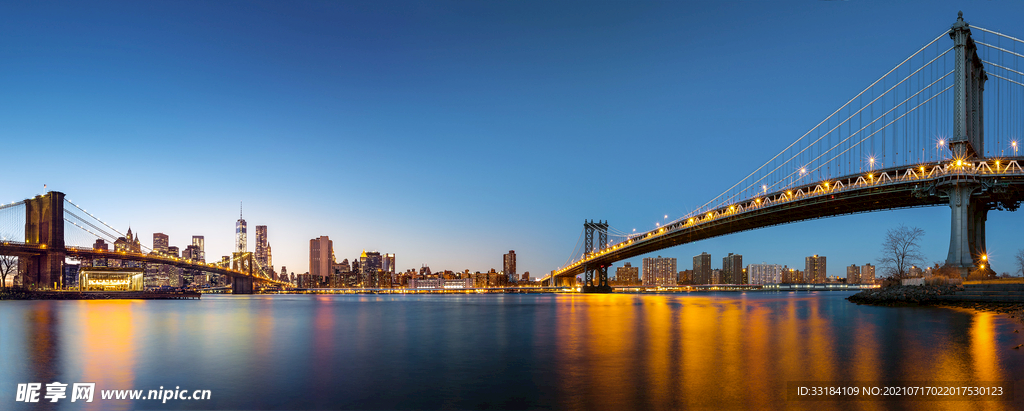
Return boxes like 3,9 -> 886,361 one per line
549,293 -> 1022,411
75,301 -> 138,411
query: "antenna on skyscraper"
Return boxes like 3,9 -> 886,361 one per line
240,202 -> 243,219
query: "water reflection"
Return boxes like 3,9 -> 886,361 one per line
1,292 -> 1021,410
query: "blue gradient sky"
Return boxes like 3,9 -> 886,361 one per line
3,1 -> 1024,277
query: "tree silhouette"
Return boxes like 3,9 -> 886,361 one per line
877,225 -> 925,280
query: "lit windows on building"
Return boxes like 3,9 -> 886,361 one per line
642,256 -> 676,286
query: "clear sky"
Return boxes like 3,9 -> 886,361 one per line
3,1 -> 1024,278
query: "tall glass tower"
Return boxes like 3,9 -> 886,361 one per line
235,203 -> 247,253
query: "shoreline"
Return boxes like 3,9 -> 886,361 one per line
0,289 -> 201,300
847,285 -> 1024,322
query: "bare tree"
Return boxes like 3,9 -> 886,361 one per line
0,255 -> 16,288
877,225 -> 925,280
1016,248 -> 1024,277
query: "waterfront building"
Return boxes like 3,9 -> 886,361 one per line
444,278 -> 474,289
693,252 -> 712,285
309,236 -> 333,281
847,264 -> 861,283
616,262 -> 640,285
62,264 -> 79,289
748,263 -> 783,285
722,253 -> 743,284
79,267 -> 144,291
711,269 -> 721,285
805,255 -> 827,284
503,250 -> 517,284
642,256 -> 677,286
861,263 -> 876,284
235,205 -> 246,253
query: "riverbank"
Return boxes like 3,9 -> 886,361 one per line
0,288 -> 200,300
847,284 -> 1024,324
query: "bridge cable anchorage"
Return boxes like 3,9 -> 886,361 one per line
691,31 -> 949,217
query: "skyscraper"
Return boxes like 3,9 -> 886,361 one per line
642,256 -> 676,286
693,252 -> 712,285
805,255 -> 827,284
255,225 -> 269,274
309,236 -> 333,281
722,253 -> 743,284
192,236 -> 205,262
383,253 -> 396,275
360,250 -> 382,287
503,250 -> 517,284
235,204 -> 247,253
153,233 -> 169,254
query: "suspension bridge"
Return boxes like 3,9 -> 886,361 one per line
0,192 -> 288,293
546,13 -> 1024,291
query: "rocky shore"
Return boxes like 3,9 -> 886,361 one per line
846,284 -> 964,305
848,285 -> 1024,328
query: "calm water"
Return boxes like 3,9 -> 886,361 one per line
2,292 -> 1023,410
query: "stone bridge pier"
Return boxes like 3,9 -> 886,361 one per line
18,192 -> 65,290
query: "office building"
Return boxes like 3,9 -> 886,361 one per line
255,225 -> 269,274
383,253 -> 396,275
360,250 -> 382,287
235,205 -> 247,253
153,233 -> 169,254
643,256 -> 677,286
309,236 -> 333,280
503,250 -> 517,283
192,236 -> 206,262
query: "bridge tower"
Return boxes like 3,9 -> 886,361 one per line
19,191 -> 65,289
582,220 -> 612,293
231,251 -> 255,294
942,12 -> 993,277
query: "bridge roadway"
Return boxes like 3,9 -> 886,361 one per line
549,157 -> 1024,280
0,241 -> 289,287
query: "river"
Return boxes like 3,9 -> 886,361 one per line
2,291 -> 1022,410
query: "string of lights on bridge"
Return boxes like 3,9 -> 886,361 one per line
553,22 -> 1024,277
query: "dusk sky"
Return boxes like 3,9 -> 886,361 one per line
3,1 -> 1024,277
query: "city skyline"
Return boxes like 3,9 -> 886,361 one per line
5,2 -> 1024,277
